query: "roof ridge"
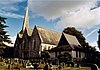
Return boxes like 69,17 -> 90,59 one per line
63,32 -> 75,37
34,25 -> 61,45
35,25 -> 61,34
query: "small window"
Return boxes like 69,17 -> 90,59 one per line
48,46 -> 50,50
43,47 -> 46,51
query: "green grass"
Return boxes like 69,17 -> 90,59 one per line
0,63 -> 91,70
0,60 -> 95,70
51,67 -> 91,70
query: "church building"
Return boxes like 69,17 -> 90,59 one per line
14,4 -> 85,62
14,6 -> 61,59
49,33 -> 85,62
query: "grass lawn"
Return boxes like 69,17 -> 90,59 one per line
0,64 -> 92,70
0,59 -> 99,70
0,62 -> 92,70
51,67 -> 91,70
65,67 -> 90,70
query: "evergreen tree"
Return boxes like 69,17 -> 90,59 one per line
0,16 -> 11,47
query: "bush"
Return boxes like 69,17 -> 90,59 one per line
57,52 -> 72,63
33,63 -> 39,69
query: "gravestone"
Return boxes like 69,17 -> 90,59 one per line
91,64 -> 98,70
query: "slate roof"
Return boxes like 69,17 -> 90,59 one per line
63,33 -> 82,49
49,33 -> 83,52
36,26 -> 61,45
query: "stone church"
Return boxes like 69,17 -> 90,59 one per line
14,6 -> 85,61
14,6 -> 61,59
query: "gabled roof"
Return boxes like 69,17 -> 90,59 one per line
62,33 -> 82,49
35,26 -> 61,45
63,33 -> 82,49
18,28 -> 33,39
50,33 -> 83,52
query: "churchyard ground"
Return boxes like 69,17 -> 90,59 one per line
0,58 -> 99,70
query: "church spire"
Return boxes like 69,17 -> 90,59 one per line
21,1 -> 29,33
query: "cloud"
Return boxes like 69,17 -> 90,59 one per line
90,41 -> 100,51
0,0 -> 25,11
29,0 -> 96,19
0,0 -> 25,18
86,29 -> 97,38
10,36 -> 16,44
55,7 -> 100,30
4,36 -> 16,47
0,11 -> 24,19
28,0 -> 100,30
0,0 -> 25,3
90,41 -> 98,46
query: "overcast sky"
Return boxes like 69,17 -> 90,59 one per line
0,0 -> 100,50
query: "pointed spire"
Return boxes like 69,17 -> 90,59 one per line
21,1 -> 29,33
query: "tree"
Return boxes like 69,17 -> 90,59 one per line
81,43 -> 100,66
63,27 -> 86,47
0,16 -> 11,46
57,52 -> 72,63
41,51 -> 50,63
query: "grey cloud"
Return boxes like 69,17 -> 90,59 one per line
0,9 -> 24,19
29,0 -> 96,20
0,0 -> 25,18
28,0 -> 99,30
